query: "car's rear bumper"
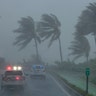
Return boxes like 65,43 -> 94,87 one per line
2,81 -> 25,86
30,73 -> 46,79
31,74 -> 45,76
31,72 -> 46,75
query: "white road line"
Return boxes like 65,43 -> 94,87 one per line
49,74 -> 72,96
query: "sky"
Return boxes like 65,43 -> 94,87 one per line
0,0 -> 96,64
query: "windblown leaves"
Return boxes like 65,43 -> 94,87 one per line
69,36 -> 90,61
13,16 -> 41,50
75,2 -> 96,36
37,14 -> 61,47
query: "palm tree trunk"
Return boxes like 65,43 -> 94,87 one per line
86,55 -> 89,64
34,38 -> 39,61
58,37 -> 63,64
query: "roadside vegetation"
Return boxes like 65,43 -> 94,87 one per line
54,58 -> 96,84
53,3 -> 96,95
51,58 -> 96,96
52,71 -> 94,96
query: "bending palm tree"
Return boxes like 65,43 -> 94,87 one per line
37,14 -> 63,63
69,36 -> 90,62
13,16 -> 41,60
87,2 -> 96,45
75,2 -> 96,46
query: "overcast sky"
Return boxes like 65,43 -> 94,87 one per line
0,0 -> 96,64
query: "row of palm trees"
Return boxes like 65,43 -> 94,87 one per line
13,2 -> 96,63
13,14 -> 63,63
69,2 -> 96,62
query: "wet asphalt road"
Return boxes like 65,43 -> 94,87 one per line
0,74 -> 71,96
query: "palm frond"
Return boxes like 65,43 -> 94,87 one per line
87,3 -> 96,14
75,2 -> 96,37
38,13 -> 61,47
13,16 -> 38,50
48,34 -> 57,47
73,54 -> 84,61
38,21 -> 53,28
18,37 -> 33,50
69,35 -> 90,61
42,14 -> 56,26
50,14 -> 61,27
42,31 -> 53,41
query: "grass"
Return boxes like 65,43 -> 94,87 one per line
51,59 -> 96,96
49,67 -> 96,95
91,77 -> 96,85
52,71 -> 94,96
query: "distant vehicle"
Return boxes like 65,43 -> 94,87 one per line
1,65 -> 26,90
30,64 -> 46,79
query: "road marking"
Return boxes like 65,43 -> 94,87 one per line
49,74 -> 72,96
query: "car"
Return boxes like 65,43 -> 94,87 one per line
30,64 -> 46,79
1,66 -> 26,90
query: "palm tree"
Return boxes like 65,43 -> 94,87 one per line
75,2 -> 96,46
13,16 -> 41,60
87,2 -> 96,45
69,36 -> 90,62
37,14 -> 63,63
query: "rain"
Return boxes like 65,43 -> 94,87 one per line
0,0 -> 96,96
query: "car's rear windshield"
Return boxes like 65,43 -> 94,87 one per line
5,71 -> 23,76
33,65 -> 45,69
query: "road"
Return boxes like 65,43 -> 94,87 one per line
0,74 -> 71,96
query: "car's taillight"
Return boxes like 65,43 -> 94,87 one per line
15,76 -> 25,80
16,76 -> 20,80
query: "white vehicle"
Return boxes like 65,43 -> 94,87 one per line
1,66 -> 26,90
30,64 -> 46,79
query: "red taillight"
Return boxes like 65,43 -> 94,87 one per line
16,76 -> 20,80
15,76 -> 25,80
